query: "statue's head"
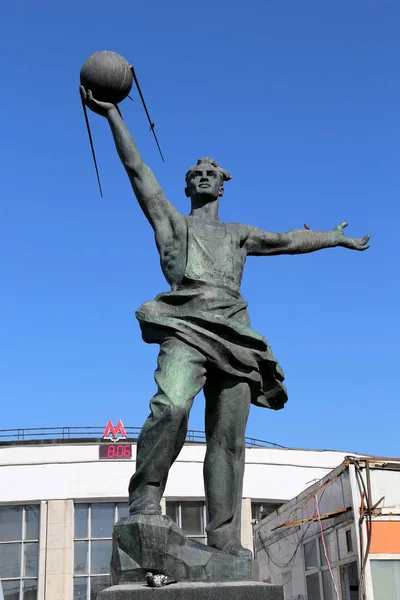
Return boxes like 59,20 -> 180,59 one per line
185,158 -> 231,203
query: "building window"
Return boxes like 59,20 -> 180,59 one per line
370,559 -> 400,600
345,529 -> 353,553
251,502 -> 283,554
304,533 -> 358,600
0,505 -> 40,600
340,562 -> 358,600
166,501 -> 206,544
73,502 -> 129,600
251,502 -> 282,524
304,533 -> 338,600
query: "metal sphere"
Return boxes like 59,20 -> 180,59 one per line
80,50 -> 133,104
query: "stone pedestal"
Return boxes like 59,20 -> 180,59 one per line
98,582 -> 283,600
111,515 -> 258,584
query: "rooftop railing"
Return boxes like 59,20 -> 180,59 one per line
0,426 -> 285,448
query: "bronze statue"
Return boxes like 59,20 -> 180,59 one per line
80,86 -> 370,558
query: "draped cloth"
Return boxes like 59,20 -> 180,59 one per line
135,217 -> 288,410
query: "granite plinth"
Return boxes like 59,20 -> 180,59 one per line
111,515 -> 257,584
98,582 -> 283,600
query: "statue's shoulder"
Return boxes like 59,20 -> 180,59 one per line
226,221 -> 250,229
226,222 -> 252,239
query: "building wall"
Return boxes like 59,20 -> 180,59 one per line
0,442 -> 350,503
0,440 -> 351,600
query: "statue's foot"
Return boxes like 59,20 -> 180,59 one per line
128,497 -> 162,515
210,540 -> 253,558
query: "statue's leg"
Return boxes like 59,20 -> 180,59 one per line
203,377 -> 252,557
128,337 -> 207,514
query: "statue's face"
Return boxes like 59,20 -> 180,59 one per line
186,165 -> 223,201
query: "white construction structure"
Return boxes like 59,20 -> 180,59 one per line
254,456 -> 400,600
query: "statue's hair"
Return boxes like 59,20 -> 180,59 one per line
185,158 -> 232,184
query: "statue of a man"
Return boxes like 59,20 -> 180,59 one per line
81,87 -> 370,558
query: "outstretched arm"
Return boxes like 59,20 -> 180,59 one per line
80,87 -> 183,241
244,222 -> 370,256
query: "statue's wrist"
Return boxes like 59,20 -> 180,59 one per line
329,231 -> 341,247
107,105 -> 119,120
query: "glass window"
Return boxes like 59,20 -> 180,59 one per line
345,529 -> 353,553
181,502 -> 203,535
319,532 -> 337,567
91,504 -> 114,539
0,505 -> 39,600
22,580 -> 37,600
340,561 -> 358,600
304,539 -> 319,570
116,503 -> 129,521
340,562 -> 358,600
165,501 -> 206,544
304,533 -> 344,600
1,580 -> 20,600
322,568 -> 336,600
91,541 -> 112,575
0,544 -> 21,579
73,503 -> 121,599
371,560 -> 400,600
74,505 -> 89,539
24,508 -> 39,542
0,507 -> 22,543
73,577 -> 88,600
74,541 -> 89,575
251,502 -> 282,522
306,572 -> 321,600
23,544 -> 38,578
166,501 -> 178,524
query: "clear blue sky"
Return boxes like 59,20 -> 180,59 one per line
0,1 -> 398,456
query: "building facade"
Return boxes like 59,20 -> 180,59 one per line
0,425 -> 356,600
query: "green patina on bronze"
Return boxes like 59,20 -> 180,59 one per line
81,86 -> 370,562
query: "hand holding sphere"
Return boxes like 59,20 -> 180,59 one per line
79,50 -> 164,196
79,87 -> 116,118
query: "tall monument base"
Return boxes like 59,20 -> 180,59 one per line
98,582 -> 283,600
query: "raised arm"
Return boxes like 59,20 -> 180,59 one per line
80,87 -> 183,242
244,222 -> 370,256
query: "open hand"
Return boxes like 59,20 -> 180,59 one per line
331,221 -> 370,251
79,86 -> 117,118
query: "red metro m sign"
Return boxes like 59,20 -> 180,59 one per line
100,420 -> 132,460
103,420 -> 127,442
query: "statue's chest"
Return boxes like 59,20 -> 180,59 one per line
188,221 -> 231,260
193,220 -> 224,238
185,220 -> 242,285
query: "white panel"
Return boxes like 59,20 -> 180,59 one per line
243,463 -> 334,501
0,442 -> 351,504
164,461 -> 205,497
370,469 -> 400,509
